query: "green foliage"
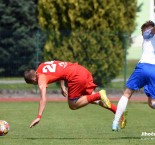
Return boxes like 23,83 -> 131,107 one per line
38,0 -> 137,86
0,0 -> 44,76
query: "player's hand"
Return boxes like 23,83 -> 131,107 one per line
30,118 -> 40,128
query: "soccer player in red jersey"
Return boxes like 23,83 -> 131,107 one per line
24,60 -> 125,128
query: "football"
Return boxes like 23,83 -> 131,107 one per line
0,120 -> 10,136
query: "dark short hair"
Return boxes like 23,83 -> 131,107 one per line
141,20 -> 155,31
24,69 -> 36,84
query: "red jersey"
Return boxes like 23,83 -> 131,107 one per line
36,60 -> 97,99
37,61 -> 73,82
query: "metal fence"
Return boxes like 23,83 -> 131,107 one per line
0,30 -> 141,94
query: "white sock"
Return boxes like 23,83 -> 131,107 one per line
93,100 -> 100,104
113,96 -> 128,125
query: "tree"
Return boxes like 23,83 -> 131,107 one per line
0,0 -> 44,76
38,0 -> 137,86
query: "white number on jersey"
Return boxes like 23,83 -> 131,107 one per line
43,61 -> 56,73
42,61 -> 67,73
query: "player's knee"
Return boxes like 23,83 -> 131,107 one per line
69,105 -> 78,110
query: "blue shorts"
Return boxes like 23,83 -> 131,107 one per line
126,63 -> 155,99
68,97 -> 79,103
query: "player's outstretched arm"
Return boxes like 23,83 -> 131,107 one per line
30,85 -> 47,128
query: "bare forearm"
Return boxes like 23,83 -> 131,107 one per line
38,99 -> 46,116
60,80 -> 68,97
29,80 -> 47,128
60,80 -> 65,89
38,86 -> 47,117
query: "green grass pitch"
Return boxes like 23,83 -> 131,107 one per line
0,102 -> 155,145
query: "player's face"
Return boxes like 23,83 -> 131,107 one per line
31,76 -> 38,85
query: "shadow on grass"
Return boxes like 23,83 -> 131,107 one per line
10,136 -> 141,140
10,137 -> 106,140
110,137 -> 141,140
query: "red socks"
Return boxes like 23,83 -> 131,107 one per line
106,103 -> 117,114
86,92 -> 100,103
86,93 -> 117,114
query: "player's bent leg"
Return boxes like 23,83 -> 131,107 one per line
68,96 -> 89,110
112,95 -> 129,131
68,90 -> 111,110
68,92 -> 103,110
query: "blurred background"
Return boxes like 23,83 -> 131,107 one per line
0,0 -> 154,97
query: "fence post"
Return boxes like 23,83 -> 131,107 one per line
35,30 -> 40,93
35,30 -> 40,67
123,33 -> 129,88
